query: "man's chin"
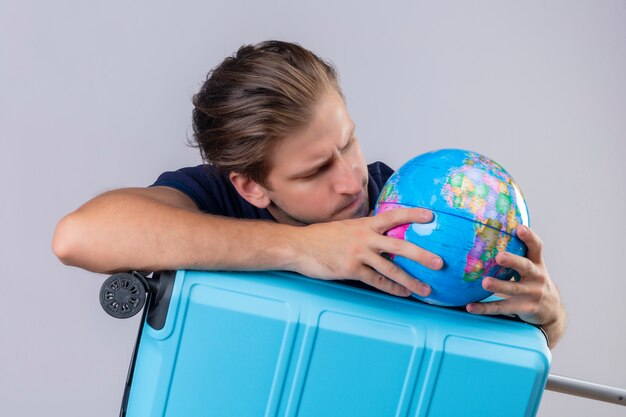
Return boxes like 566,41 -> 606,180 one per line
268,190 -> 370,225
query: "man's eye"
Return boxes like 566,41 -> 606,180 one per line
296,168 -> 318,180
302,163 -> 330,179
301,171 -> 318,179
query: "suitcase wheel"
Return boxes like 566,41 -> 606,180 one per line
99,272 -> 147,319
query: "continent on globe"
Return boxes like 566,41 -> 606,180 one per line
375,149 -> 530,307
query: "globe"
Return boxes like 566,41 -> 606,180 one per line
375,149 -> 530,307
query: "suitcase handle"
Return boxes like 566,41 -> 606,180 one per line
546,374 -> 626,406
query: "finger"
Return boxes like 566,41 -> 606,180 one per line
468,296 -> 545,324
371,207 -> 433,234
516,225 -> 544,264
366,253 -> 432,296
496,252 -> 536,277
467,287 -> 544,320
378,235 -> 443,271
356,267 -> 412,297
482,276 -> 524,297
466,298 -> 515,316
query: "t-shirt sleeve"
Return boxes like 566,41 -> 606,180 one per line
366,161 -> 395,208
150,165 -> 269,219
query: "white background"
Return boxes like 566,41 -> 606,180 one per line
1,1 -> 625,416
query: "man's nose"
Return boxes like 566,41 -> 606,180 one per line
332,157 -> 362,194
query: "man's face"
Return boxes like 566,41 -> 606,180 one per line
261,88 -> 369,225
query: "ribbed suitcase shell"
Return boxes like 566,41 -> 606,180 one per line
124,270 -> 551,417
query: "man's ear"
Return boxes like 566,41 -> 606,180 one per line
229,172 -> 272,209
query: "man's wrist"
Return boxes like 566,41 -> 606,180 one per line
269,222 -> 304,273
539,307 -> 567,349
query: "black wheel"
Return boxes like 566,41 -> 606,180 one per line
99,272 -> 147,318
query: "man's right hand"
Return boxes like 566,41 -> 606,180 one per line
291,208 -> 442,297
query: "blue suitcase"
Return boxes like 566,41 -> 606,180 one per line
102,270 -> 551,416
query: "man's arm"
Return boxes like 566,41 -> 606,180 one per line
52,186 -> 441,297
52,186 -> 295,274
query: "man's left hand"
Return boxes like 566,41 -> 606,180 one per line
466,225 -> 566,348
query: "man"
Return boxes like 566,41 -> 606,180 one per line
52,40 -> 565,347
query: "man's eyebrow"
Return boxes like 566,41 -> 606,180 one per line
288,158 -> 332,179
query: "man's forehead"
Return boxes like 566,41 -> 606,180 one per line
278,121 -> 355,171
269,93 -> 354,168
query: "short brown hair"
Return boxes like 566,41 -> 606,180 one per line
191,40 -> 342,186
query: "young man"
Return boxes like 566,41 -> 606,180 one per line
52,40 -> 565,347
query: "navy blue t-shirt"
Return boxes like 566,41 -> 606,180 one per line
151,162 -> 394,219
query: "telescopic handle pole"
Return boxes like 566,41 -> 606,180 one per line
546,374 -> 626,406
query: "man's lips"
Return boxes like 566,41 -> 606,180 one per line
341,191 -> 365,212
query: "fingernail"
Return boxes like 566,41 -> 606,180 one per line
431,257 -> 443,269
420,284 -> 432,296
518,225 -> 528,235
420,210 -> 434,223
482,277 -> 492,290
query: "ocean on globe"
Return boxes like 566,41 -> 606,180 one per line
375,149 -> 530,307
